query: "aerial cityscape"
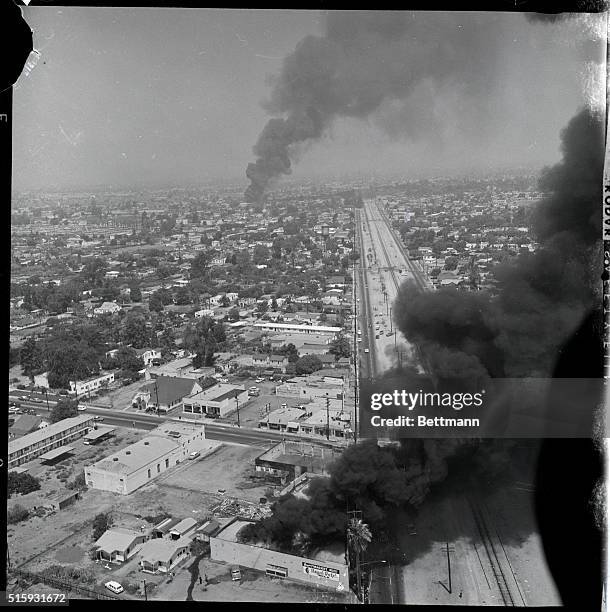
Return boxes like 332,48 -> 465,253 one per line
7,7 -> 605,607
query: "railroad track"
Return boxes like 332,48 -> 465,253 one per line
374,200 -> 429,292
365,200 -> 434,376
468,497 -> 526,606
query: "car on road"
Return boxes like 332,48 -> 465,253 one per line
188,451 -> 200,460
230,566 -> 242,581
248,387 -> 260,397
19,395 -> 29,401
375,334 -> 379,339
357,338 -> 362,343
255,377 -> 265,383
104,581 -> 124,594
9,407 -> 20,414
78,405 -> 88,411
93,416 -> 104,421
24,409 -> 37,415
31,397 -> 43,403
364,348 -> 370,354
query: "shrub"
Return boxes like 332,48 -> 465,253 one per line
8,472 -> 41,497
92,512 -> 113,540
143,513 -> 169,525
66,472 -> 87,491
8,505 -> 30,524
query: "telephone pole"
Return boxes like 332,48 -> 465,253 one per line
325,396 -> 330,440
235,390 -> 241,427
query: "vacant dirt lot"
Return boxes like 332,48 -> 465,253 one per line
156,443 -> 277,503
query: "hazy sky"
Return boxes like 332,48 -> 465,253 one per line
12,9 -> 606,192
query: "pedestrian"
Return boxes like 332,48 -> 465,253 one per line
459,591 -> 463,598
199,576 -> 202,585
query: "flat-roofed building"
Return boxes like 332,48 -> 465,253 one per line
210,518 -> 349,592
69,372 -> 115,397
258,405 -> 308,433
183,384 -> 249,418
8,415 -> 94,469
84,422 -> 213,495
253,322 -> 341,336
255,440 -> 341,482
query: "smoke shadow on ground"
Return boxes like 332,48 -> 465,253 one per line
363,439 -> 542,570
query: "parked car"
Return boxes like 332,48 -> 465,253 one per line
230,566 -> 242,581
189,451 -> 200,460
255,377 -> 265,383
104,581 -> 124,594
93,416 -> 104,421
31,397 -> 43,403
364,348 -> 370,354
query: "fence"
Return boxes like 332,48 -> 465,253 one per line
10,568 -> 121,600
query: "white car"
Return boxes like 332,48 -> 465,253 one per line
255,377 -> 265,383
189,451 -> 200,460
364,348 -> 370,354
93,416 -> 104,421
104,581 -> 124,594
357,338 -> 362,343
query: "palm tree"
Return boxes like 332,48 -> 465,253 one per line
347,518 -> 372,601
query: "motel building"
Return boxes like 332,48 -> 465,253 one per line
8,415 -> 95,469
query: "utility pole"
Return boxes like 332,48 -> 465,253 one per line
154,380 -> 159,416
438,542 -> 455,594
44,388 -> 50,412
325,396 -> 330,441
235,390 -> 241,427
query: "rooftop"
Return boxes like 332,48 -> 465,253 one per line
187,383 -> 244,404
139,536 -> 190,563
92,436 -> 179,475
141,375 -> 200,405
215,519 -> 253,543
95,527 -> 143,553
149,421 -> 206,439
9,415 -> 93,455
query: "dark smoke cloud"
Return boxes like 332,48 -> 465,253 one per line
395,106 -> 604,381
244,12 -> 504,201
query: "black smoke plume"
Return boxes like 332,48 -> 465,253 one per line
395,106 -> 603,381
244,12 -> 505,202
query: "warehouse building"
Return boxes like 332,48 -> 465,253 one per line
84,422 -> 214,495
210,518 -> 349,591
8,415 -> 94,469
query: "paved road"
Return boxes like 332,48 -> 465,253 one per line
11,401 -> 347,448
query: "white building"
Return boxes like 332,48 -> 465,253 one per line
69,372 -> 115,397
183,384 -> 249,418
94,301 -> 122,316
84,422 -> 215,495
